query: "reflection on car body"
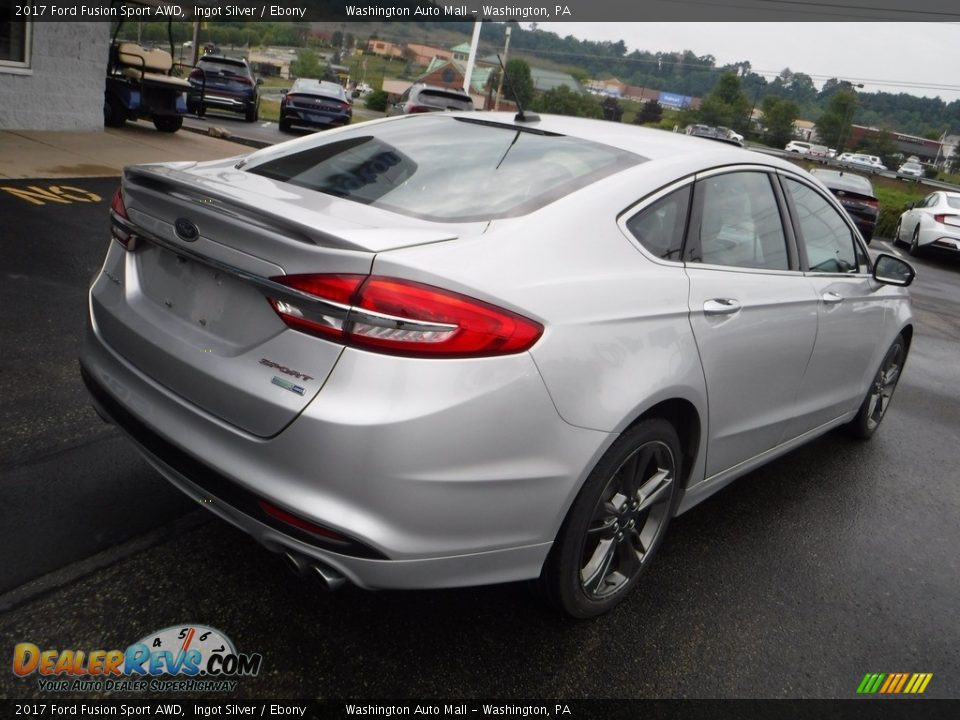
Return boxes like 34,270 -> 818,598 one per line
80,113 -> 916,618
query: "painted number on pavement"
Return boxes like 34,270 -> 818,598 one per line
1,185 -> 103,206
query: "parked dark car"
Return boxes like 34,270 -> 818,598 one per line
279,79 -> 352,133
188,55 -> 260,123
685,124 -> 742,147
809,169 -> 879,243
386,84 -> 474,116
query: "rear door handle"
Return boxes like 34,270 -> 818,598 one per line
703,298 -> 741,316
821,291 -> 844,305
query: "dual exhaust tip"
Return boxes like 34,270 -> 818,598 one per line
282,551 -> 347,591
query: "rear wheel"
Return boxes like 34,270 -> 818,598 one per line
153,115 -> 183,133
893,219 -> 902,245
278,117 -> 291,133
540,418 -> 681,618
104,96 -> 126,128
245,104 -> 258,123
909,226 -> 921,256
848,334 -> 906,439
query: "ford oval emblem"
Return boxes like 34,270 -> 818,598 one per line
174,218 -> 199,242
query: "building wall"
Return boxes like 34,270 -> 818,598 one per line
0,23 -> 108,131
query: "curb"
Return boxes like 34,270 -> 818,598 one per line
180,122 -> 272,150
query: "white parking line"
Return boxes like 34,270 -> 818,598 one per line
874,240 -> 904,258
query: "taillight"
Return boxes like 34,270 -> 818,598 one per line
933,214 -> 960,226
266,274 -> 543,358
109,187 -> 136,250
189,69 -> 203,81
258,500 -> 348,543
407,104 -> 431,114
235,76 -> 253,86
864,199 -> 879,209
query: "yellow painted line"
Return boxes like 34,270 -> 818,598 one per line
917,674 -> 933,694
903,674 -> 919,693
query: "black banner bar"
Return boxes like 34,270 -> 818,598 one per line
2,700 -> 960,720
11,0 -> 960,23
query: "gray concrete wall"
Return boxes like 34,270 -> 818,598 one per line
0,23 -> 108,131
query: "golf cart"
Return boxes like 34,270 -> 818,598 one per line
103,0 -> 190,132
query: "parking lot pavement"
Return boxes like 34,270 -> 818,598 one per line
0,178 -> 194,591
2,195 -> 959,698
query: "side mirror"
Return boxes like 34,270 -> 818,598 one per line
279,88 -> 288,95
873,253 -> 915,287
256,78 -> 263,86
906,202 -> 914,209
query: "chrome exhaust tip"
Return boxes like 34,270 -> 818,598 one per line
310,562 -> 347,592
282,551 -> 308,577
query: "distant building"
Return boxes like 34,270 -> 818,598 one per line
0,21 -> 108,131
846,125 -> 944,163
404,43 -> 452,66
366,40 -> 404,59
450,43 -> 471,63
417,58 -> 493,107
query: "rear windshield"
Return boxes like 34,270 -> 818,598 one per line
812,170 -> 873,195
245,116 -> 644,222
198,59 -> 249,77
418,90 -> 473,110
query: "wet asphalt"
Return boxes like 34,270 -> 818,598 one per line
0,179 -> 958,699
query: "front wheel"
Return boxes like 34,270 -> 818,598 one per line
847,334 -> 906,440
540,418 -> 682,618
893,219 -> 902,245
153,115 -> 183,133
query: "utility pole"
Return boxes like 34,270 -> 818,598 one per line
494,26 -> 511,111
462,19 -> 482,99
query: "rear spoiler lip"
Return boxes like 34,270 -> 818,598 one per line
123,165 -> 460,253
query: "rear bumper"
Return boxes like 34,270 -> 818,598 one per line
281,108 -> 351,128
80,303 -> 611,589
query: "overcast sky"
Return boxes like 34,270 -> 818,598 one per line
535,23 -> 960,103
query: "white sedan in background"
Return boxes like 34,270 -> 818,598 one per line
894,191 -> 960,256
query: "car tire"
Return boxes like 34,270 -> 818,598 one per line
245,105 -> 258,123
104,96 -> 126,128
278,118 -> 291,133
152,115 -> 183,133
893,219 -> 902,245
909,226 -> 921,256
847,334 -> 906,440
540,418 -> 682,618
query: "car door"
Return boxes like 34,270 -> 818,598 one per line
684,169 -> 819,477
779,175 -> 889,435
909,193 -> 937,237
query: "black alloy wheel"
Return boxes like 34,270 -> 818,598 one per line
848,334 -> 906,439
541,418 -> 682,618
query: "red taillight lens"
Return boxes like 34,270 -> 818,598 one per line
109,187 -> 136,250
864,199 -> 879,209
266,274 -> 543,358
407,104 -> 431,114
267,274 -> 366,341
933,214 -> 960,226
189,69 -> 203,81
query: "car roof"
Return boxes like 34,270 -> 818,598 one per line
291,78 -> 344,94
809,169 -> 874,194
199,55 -> 247,66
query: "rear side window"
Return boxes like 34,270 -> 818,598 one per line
625,186 -> 690,261
783,178 -> 859,274
947,196 -> 960,210
246,116 -> 643,222
688,172 -> 790,270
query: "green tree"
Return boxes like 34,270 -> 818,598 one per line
761,96 -> 800,148
530,86 -> 602,118
697,73 -> 750,132
290,49 -> 322,80
634,99 -> 663,125
504,59 -> 535,108
816,88 -> 858,150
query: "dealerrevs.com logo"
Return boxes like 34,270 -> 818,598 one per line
12,625 -> 262,693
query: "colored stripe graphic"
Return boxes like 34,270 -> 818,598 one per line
857,673 -> 932,694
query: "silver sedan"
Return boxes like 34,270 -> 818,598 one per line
81,113 -> 916,617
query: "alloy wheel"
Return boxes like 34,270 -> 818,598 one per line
579,440 -> 675,600
865,341 -> 904,433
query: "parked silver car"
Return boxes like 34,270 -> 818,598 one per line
894,190 -> 960,256
81,113 -> 915,617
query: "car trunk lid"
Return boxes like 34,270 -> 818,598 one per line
91,160 -> 467,437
